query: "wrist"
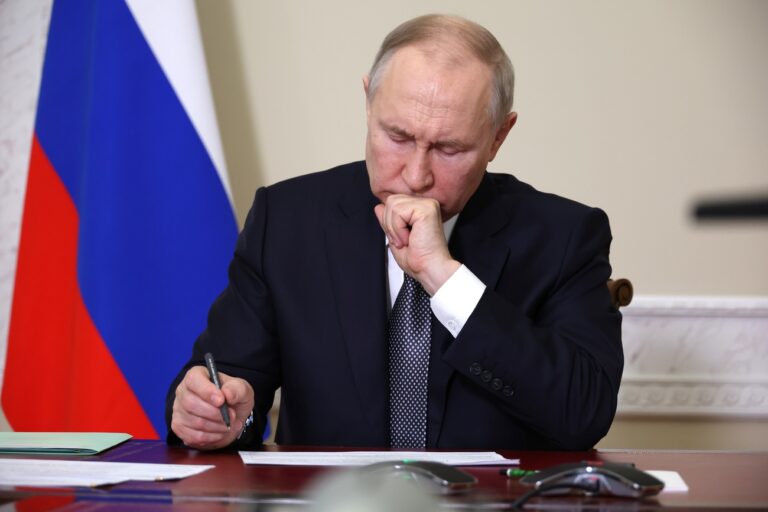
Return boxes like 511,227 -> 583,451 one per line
418,258 -> 461,296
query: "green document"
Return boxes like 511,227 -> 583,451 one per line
0,432 -> 131,455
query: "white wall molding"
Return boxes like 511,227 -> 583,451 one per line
617,296 -> 768,419
623,296 -> 768,318
619,375 -> 768,418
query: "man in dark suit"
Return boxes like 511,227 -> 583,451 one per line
166,14 -> 623,451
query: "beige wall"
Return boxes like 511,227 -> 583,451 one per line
599,417 -> 768,451
195,0 -> 768,449
197,0 -> 768,296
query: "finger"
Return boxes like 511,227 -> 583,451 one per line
220,377 -> 254,417
174,404 -> 231,435
387,199 -> 409,240
171,403 -> 231,450
382,196 -> 412,248
375,202 -> 402,248
390,210 -> 412,248
220,377 -> 254,430
171,398 -> 237,438
393,197 -> 443,243
184,365 -> 227,406
176,373 -> 229,423
175,384 -> 228,426
374,203 -> 385,227
183,366 -> 219,398
219,374 -> 246,401
173,421 -> 231,449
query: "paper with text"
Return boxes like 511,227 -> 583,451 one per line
0,458 -> 213,487
240,451 -> 518,466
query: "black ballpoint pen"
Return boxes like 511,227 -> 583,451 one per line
204,352 -> 231,430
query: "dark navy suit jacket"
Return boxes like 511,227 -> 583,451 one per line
166,161 -> 623,450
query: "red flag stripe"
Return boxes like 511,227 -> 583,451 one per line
2,136 -> 157,438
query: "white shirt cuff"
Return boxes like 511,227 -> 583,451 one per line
430,264 -> 486,338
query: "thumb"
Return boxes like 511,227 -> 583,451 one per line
220,374 -> 243,404
220,374 -> 255,410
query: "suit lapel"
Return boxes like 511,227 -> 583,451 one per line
450,174 -> 513,288
324,165 -> 389,437
428,173 -> 512,447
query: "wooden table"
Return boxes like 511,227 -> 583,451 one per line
1,441 -> 766,510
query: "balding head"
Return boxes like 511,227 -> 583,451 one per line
367,14 -> 515,130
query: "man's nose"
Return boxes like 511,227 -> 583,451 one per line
401,148 -> 433,192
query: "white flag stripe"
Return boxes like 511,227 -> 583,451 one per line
125,0 -> 233,207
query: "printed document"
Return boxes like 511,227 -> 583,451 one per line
240,451 -> 518,466
0,458 -> 213,487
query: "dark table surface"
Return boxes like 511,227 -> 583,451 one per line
1,440 -> 767,510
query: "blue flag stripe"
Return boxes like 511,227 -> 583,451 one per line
34,0 -> 237,435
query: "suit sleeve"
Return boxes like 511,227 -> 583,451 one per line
442,207 -> 623,450
165,186 -> 280,448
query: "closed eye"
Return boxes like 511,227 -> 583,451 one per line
380,121 -> 414,143
389,132 -> 411,143
434,143 -> 466,156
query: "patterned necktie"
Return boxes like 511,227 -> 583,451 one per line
388,274 -> 431,448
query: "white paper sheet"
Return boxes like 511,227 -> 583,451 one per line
239,450 -> 518,466
648,470 -> 689,492
0,458 -> 214,487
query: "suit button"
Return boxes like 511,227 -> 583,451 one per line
469,363 -> 482,376
491,378 -> 503,391
481,370 -> 493,383
502,385 -> 514,397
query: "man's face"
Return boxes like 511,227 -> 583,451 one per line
364,46 -> 515,220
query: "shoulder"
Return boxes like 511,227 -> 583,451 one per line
245,161 -> 371,218
479,172 -> 612,257
487,172 -> 609,227
243,160 -> 374,230
487,172 -> 594,213
265,161 -> 367,197
481,173 -> 613,288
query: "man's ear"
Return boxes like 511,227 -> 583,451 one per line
488,112 -> 517,162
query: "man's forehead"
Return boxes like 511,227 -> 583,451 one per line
374,54 -> 492,129
380,47 -> 491,102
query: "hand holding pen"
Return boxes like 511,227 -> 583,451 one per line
169,353 -> 255,450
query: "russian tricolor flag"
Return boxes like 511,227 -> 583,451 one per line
2,0 -> 237,439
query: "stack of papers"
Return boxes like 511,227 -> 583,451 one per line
0,433 -> 212,488
0,459 -> 213,487
0,432 -> 131,455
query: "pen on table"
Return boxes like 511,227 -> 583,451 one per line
204,352 -> 231,430
500,468 -> 537,477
